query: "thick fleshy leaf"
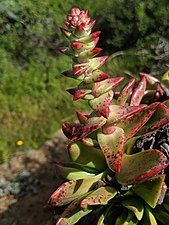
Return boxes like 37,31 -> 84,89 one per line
60,27 -> 71,38
112,102 -> 159,141
80,114 -> 107,139
58,47 -> 71,55
154,205 -> 169,224
97,203 -> 120,225
73,56 -> 108,75
140,72 -> 159,85
97,127 -> 125,173
78,31 -> 101,43
81,137 -> 99,147
79,47 -> 102,58
76,111 -> 88,123
89,91 -> 114,118
132,174 -> 166,208
73,65 -> 88,75
80,186 -> 117,209
67,88 -> 91,100
142,204 -> 157,225
62,123 -> 84,140
84,69 -> 110,84
68,141 -> 106,171
62,114 -> 107,141
130,76 -> 146,106
122,197 -> 144,220
106,104 -> 147,124
56,193 -> 93,225
49,172 -> 106,206
125,210 -> 139,224
136,102 -> 169,135
71,41 -> 86,50
117,78 -> 136,105
54,162 -> 97,180
114,208 -> 128,225
115,150 -> 168,185
88,56 -> 108,72
92,77 -> 124,96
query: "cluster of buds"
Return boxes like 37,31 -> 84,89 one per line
48,8 -> 169,225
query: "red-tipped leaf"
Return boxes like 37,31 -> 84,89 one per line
97,127 -> 125,173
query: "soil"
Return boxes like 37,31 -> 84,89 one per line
0,130 -> 69,225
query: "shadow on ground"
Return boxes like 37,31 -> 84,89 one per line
0,130 -> 69,225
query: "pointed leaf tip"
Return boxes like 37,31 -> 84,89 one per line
130,76 -> 146,106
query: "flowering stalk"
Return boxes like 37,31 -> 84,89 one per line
48,8 -> 169,225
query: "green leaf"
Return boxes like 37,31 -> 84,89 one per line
132,174 -> 166,208
154,205 -> 169,224
68,141 -> 107,171
80,186 -> 117,209
122,197 -> 144,220
124,210 -> 138,224
115,208 -> 128,225
115,151 -> 168,185
97,203 -> 119,225
56,193 -> 93,225
54,162 -> 97,180
97,127 -> 125,173
49,172 -> 106,206
142,204 -> 157,225
124,136 -> 140,154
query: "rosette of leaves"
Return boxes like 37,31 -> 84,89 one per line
47,8 -> 169,225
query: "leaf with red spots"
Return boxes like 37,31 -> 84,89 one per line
117,78 -> 136,105
112,102 -> 159,142
56,193 -> 93,225
49,172 -> 106,206
79,47 -> 102,58
89,91 -> 114,118
132,174 -> 166,208
97,127 -> 125,173
76,111 -> 89,123
84,69 -> 110,84
88,56 -> 108,72
73,65 -> 88,75
130,76 -> 146,106
62,123 -> 84,140
67,88 -> 92,100
80,186 -> 117,209
92,77 -> 124,97
137,102 -> 169,135
62,114 -> 107,141
106,104 -> 147,124
115,150 -> 169,185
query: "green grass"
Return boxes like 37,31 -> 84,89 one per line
0,52 -> 89,162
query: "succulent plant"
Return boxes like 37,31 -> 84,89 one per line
47,8 -> 169,225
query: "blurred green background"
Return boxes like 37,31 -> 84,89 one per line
0,0 -> 168,161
